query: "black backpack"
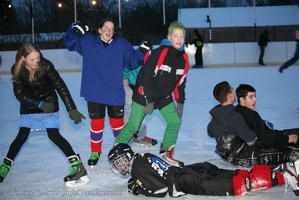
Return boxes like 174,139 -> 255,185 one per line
128,153 -> 170,197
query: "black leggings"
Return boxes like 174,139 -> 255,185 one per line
6,127 -> 75,161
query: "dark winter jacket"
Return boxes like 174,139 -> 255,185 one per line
191,29 -> 204,48
129,153 -> 171,197
235,104 -> 289,151
258,28 -> 270,46
133,45 -> 189,109
207,104 -> 257,155
11,58 -> 76,114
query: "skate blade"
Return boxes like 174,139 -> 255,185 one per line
90,165 -> 97,170
158,156 -> 184,168
65,175 -> 90,188
131,142 -> 158,149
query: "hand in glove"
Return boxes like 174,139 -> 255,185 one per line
144,102 -> 154,115
139,40 -> 152,54
68,109 -> 86,124
72,21 -> 89,35
128,178 -> 139,195
175,103 -> 183,119
39,101 -> 55,113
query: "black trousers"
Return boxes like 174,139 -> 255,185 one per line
6,127 -> 75,161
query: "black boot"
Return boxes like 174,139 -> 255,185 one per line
64,154 -> 89,187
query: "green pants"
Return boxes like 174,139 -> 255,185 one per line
115,101 -> 182,150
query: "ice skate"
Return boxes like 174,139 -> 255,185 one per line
0,157 -> 13,183
64,154 -> 89,188
88,152 -> 100,170
159,145 -> 184,167
281,161 -> 299,196
131,135 -> 158,149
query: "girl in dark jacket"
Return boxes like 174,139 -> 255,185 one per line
0,42 -> 88,187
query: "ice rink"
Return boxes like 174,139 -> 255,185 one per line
1,64 -> 299,200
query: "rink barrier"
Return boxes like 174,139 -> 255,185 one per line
0,41 -> 298,74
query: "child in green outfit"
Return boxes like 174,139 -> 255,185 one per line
112,21 -> 189,167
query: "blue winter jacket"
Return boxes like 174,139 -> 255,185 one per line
64,25 -> 145,106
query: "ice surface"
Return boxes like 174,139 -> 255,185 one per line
1,65 -> 299,199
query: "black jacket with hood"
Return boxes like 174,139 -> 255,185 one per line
235,104 -> 289,151
207,104 -> 257,155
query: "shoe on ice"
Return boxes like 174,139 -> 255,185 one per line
0,157 -> 13,183
159,146 -> 184,167
132,135 -> 158,149
64,154 -> 89,188
282,161 -> 299,196
88,152 -> 100,169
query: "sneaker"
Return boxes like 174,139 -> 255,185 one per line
282,161 -> 299,195
0,157 -> 13,182
159,146 -> 184,167
259,63 -> 266,66
64,155 -> 89,188
132,135 -> 158,149
88,152 -> 100,169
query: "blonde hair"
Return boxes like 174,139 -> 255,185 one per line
168,21 -> 186,36
13,42 -> 41,82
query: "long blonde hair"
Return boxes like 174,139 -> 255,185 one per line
13,42 -> 41,82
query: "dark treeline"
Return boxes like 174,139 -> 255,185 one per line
1,0 -> 298,47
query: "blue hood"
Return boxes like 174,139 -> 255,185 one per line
159,39 -> 184,51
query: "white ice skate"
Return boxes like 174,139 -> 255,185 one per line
131,136 -> 158,149
65,175 -> 90,188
